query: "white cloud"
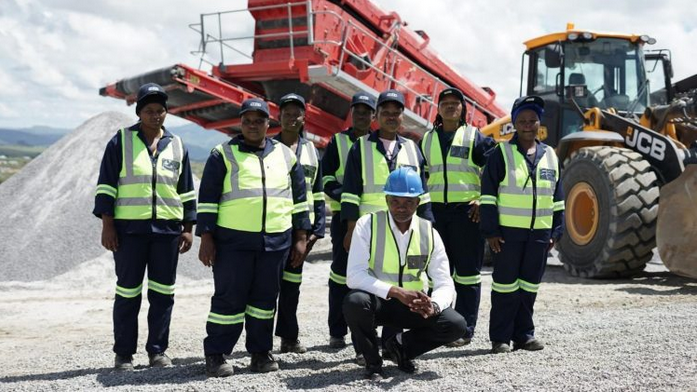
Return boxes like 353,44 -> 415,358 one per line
0,0 -> 695,129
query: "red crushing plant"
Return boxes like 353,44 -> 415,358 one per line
99,0 -> 506,147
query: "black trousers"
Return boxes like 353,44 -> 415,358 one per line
489,239 -> 548,344
432,203 -> 484,339
203,246 -> 288,355
113,232 -> 179,356
343,290 -> 467,368
275,255 -> 303,340
327,213 -> 350,338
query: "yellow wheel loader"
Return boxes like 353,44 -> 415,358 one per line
481,24 -> 697,278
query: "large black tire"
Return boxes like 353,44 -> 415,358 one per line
558,146 -> 659,278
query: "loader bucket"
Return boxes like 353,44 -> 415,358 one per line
656,165 -> 697,279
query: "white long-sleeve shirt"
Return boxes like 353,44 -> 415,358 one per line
346,211 -> 455,311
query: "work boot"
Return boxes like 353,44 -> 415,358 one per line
329,336 -> 346,349
250,352 -> 279,373
148,352 -> 172,368
384,335 -> 416,373
363,364 -> 384,381
513,338 -> 545,351
114,354 -> 134,371
381,349 -> 393,362
205,354 -> 234,378
491,342 -> 512,354
280,338 -> 307,354
354,353 -> 366,367
445,337 -> 472,347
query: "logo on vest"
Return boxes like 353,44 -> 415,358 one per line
162,159 -> 181,173
538,168 -> 556,181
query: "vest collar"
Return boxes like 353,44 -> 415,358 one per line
509,133 -> 548,165
231,135 -> 276,156
367,130 -> 407,156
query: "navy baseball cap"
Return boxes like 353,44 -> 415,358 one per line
438,87 -> 465,103
135,83 -> 168,114
279,93 -> 306,109
351,92 -> 376,110
511,95 -> 545,123
376,89 -> 405,109
239,98 -> 270,117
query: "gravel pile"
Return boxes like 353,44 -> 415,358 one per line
0,112 -> 216,282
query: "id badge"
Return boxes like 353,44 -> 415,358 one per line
303,164 -> 317,180
406,255 -> 428,270
450,146 -> 469,159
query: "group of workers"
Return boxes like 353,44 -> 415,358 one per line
94,82 -> 565,380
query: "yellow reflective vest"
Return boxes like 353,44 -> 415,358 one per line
216,139 -> 301,233
298,139 -> 321,224
496,142 -> 561,229
422,125 -> 481,203
351,136 -> 422,216
114,128 -> 185,220
324,132 -> 353,213
368,210 -> 434,291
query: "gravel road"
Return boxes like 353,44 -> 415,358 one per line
1,247 -> 696,391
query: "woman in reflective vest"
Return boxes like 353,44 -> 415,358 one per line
479,95 -> 565,354
272,93 -> 326,355
420,87 -> 496,347
93,83 -> 196,371
196,98 -> 311,377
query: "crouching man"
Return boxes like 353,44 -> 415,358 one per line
343,167 -> 466,380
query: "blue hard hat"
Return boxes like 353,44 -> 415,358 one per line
384,167 -> 424,197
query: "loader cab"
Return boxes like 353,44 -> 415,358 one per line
522,30 -> 658,147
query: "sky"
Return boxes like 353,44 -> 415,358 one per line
0,0 -> 695,130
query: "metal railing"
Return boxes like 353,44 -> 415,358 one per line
187,0 -> 498,120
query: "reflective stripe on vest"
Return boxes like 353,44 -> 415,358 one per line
498,142 -> 560,229
359,137 -> 421,216
299,140 -> 320,224
422,125 -> 481,203
368,210 -> 434,291
115,128 -> 184,220
325,133 -> 353,213
217,140 -> 297,233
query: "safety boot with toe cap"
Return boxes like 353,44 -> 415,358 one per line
445,337 -> 472,347
280,339 -> 307,354
114,354 -> 134,371
514,338 -> 544,351
385,335 -> 416,373
205,354 -> 234,377
363,365 -> 385,381
250,352 -> 279,373
148,352 -> 172,368
329,336 -> 346,349
355,353 -> 366,367
491,342 -> 512,354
